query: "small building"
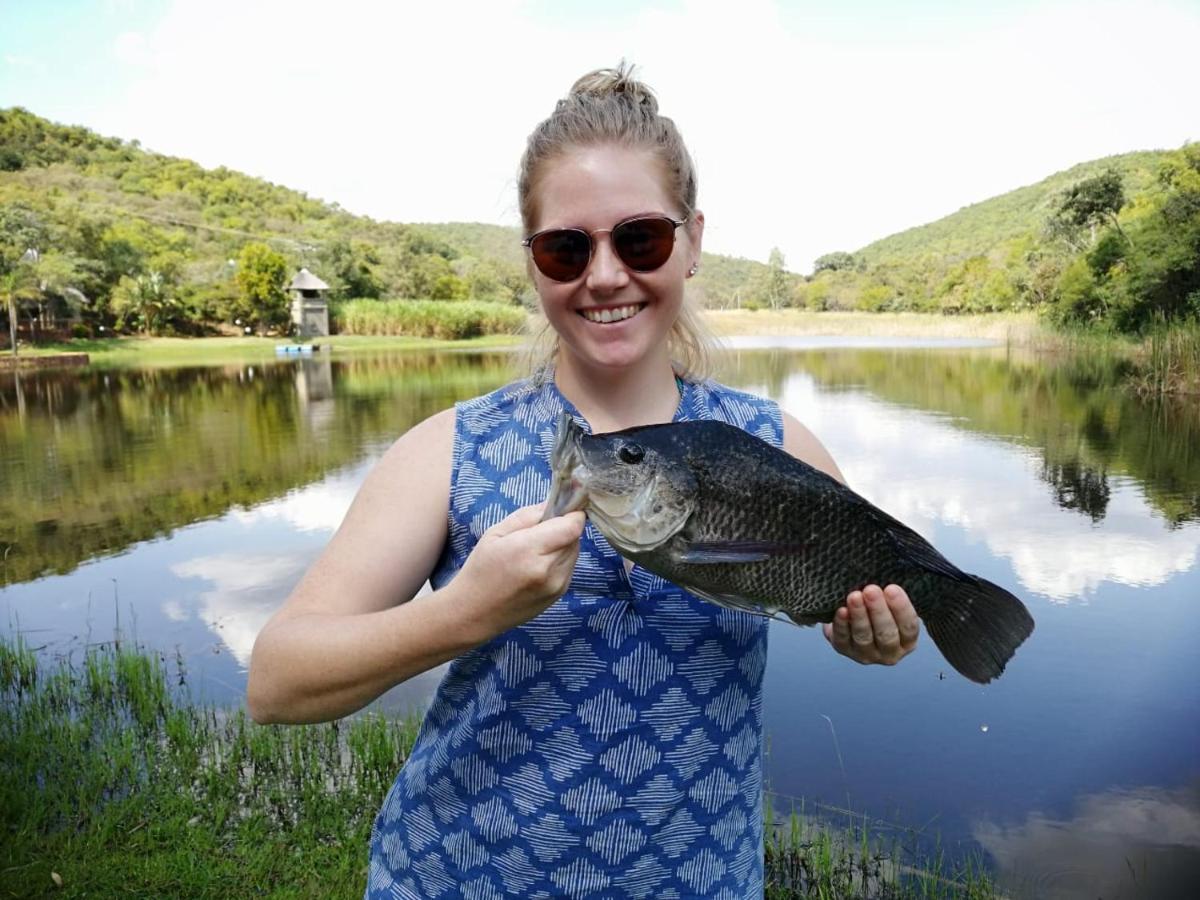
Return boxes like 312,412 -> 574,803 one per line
289,268 -> 330,338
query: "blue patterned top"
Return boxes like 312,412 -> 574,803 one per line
367,377 -> 783,899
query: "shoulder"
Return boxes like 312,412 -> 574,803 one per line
694,379 -> 783,440
368,407 -> 457,497
455,378 -> 544,437
781,410 -> 845,484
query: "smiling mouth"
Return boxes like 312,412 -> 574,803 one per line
578,303 -> 646,324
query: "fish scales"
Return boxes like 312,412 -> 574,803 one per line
628,423 -> 931,621
544,414 -> 1034,684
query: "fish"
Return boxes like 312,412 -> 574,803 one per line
543,412 -> 1034,683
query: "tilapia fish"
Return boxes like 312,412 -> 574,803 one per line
543,413 -> 1033,683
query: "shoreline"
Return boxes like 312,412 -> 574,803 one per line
705,309 -> 1043,342
3,311 -> 1046,368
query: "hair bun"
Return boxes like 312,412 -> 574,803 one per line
569,61 -> 658,114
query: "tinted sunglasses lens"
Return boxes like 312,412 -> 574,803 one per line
530,229 -> 590,281
613,217 -> 676,271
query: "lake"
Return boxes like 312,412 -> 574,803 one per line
3,340 -> 1198,898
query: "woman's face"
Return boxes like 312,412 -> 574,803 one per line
528,144 -> 703,376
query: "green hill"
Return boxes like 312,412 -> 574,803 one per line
856,151 -> 1166,267
2,106 -> 1196,336
0,108 -> 774,336
801,146 -> 1199,330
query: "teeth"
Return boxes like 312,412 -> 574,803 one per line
581,305 -> 642,324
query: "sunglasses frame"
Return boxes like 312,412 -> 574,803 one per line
522,214 -> 688,283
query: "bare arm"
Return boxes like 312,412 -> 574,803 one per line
247,409 -> 584,723
781,410 -> 919,666
781,410 -> 846,484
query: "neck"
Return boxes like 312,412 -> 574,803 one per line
553,351 -> 681,433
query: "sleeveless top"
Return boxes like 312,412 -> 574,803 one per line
367,377 -> 783,899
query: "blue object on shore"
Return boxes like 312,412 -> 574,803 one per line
275,344 -> 319,355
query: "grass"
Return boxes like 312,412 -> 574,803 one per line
705,309 -> 1044,344
1027,320 -> 1200,396
763,798 -> 1002,899
7,333 -> 523,368
705,308 -> 1200,396
1,637 -> 1002,898
1,635 -> 422,898
6,310 -> 1039,369
1129,320 -> 1200,396
334,299 -> 528,340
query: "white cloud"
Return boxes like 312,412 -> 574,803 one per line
3,53 -> 47,77
111,31 -> 151,67
72,0 -> 1197,272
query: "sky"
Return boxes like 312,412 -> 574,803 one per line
1,0 -> 1197,272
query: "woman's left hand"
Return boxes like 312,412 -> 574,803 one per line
823,584 -> 920,666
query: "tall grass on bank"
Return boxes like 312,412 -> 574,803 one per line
1,636 -> 421,898
1030,320 -> 1200,396
1,639 -> 1000,898
1129,321 -> 1200,396
763,798 -> 1000,899
334,299 -> 527,340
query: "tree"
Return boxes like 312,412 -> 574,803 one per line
233,242 -> 290,332
0,204 -> 46,356
110,271 -> 178,334
320,239 -> 383,300
812,251 -> 859,274
1,265 -> 39,355
763,248 -> 790,309
1049,169 -> 1127,250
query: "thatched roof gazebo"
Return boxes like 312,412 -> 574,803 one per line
289,268 -> 330,338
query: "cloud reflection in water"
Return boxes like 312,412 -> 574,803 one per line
974,782 -> 1200,899
172,464 -> 447,714
780,374 -> 1200,601
170,553 -> 310,667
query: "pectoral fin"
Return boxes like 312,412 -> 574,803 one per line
670,540 -> 808,565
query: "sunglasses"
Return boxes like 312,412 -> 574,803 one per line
522,214 -> 687,283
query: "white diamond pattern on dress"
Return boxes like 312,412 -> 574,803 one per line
364,379 -> 783,898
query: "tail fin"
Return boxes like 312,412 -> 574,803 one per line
923,575 -> 1034,684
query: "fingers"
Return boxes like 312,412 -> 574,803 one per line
826,584 -> 919,667
864,585 -> 900,649
489,503 -> 547,536
488,505 -> 585,554
885,584 -> 921,652
823,605 -> 851,647
531,510 -> 586,553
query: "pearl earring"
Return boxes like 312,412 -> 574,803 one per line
687,263 -> 699,277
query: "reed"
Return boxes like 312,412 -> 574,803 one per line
1129,321 -> 1200,396
763,796 -> 1002,899
333,299 -> 527,340
1,636 -> 422,897
2,638 -> 1000,898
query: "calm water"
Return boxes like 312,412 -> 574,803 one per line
3,342 -> 1198,897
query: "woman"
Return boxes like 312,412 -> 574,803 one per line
248,64 -> 919,898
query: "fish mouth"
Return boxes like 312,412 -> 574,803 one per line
542,412 -> 692,553
543,413 -> 589,520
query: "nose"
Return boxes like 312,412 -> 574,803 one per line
585,233 -> 630,294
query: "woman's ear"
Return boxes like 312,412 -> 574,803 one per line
686,210 -> 704,276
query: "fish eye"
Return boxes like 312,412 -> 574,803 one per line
618,443 -> 645,464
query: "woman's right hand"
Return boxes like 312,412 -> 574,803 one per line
456,504 -> 586,641
248,411 -> 585,725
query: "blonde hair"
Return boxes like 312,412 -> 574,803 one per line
519,62 -> 714,382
